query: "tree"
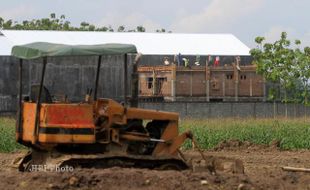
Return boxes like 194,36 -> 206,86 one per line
0,13 -> 171,33
250,32 -> 310,118
136,25 -> 145,32
80,22 -> 90,30
117,25 -> 125,32
156,28 -> 166,33
0,17 -> 4,28
50,13 -> 56,19
2,19 -> 12,28
251,32 -> 294,100
107,25 -> 114,32
294,45 -> 310,105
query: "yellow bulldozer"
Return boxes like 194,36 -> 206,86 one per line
12,42 -> 197,171
13,42 -> 243,173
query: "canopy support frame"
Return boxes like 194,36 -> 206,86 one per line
94,55 -> 102,101
33,57 -> 47,143
16,59 -> 23,142
123,54 -> 128,107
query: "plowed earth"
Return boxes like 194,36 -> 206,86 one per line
0,141 -> 309,190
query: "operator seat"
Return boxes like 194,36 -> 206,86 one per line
30,84 -> 53,103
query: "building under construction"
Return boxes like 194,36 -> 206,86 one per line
138,58 -> 265,102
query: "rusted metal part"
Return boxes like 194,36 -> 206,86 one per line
39,104 -> 95,143
120,133 -> 151,142
191,137 -> 208,163
126,107 -> 179,121
154,130 -> 192,156
21,103 -> 36,142
42,104 -> 95,127
153,121 -> 178,148
95,98 -> 179,124
120,132 -> 165,143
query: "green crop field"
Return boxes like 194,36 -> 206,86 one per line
180,118 -> 310,150
0,117 -> 309,153
0,117 -> 25,152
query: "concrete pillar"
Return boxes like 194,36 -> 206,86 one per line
190,71 -> 193,97
235,82 -> 239,102
233,64 -> 239,102
234,57 -> 240,102
222,73 -> 225,98
171,65 -> 176,101
205,64 -> 210,102
171,80 -> 175,101
152,69 -> 156,95
263,78 -> 266,102
250,73 -> 253,97
206,81 -> 210,102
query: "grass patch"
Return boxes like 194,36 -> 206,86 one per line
180,118 -> 310,150
0,117 -> 25,152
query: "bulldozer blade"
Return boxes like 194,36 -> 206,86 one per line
188,139 -> 244,174
191,155 -> 244,174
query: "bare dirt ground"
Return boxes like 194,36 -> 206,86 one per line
0,142 -> 309,190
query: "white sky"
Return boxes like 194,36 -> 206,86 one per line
0,0 -> 309,48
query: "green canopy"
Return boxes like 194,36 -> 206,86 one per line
11,42 -> 137,60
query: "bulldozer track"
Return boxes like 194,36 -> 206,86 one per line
18,150 -> 190,172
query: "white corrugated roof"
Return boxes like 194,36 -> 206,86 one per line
1,30 -> 250,56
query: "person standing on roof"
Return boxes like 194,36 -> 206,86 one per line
183,58 -> 189,67
214,56 -> 220,67
195,55 -> 200,66
164,57 -> 170,65
175,53 -> 182,66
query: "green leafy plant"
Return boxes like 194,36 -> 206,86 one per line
180,118 -> 310,150
250,32 -> 310,117
0,118 -> 25,152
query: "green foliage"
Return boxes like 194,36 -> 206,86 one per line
136,25 -> 145,32
0,118 -> 25,152
0,17 -> 3,28
180,118 -> 310,150
250,32 -> 310,104
0,13 -> 169,33
156,28 -> 172,33
117,25 -> 125,32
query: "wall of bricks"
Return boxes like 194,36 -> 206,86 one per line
138,65 -> 265,100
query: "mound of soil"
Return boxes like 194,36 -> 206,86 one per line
213,139 -> 280,151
